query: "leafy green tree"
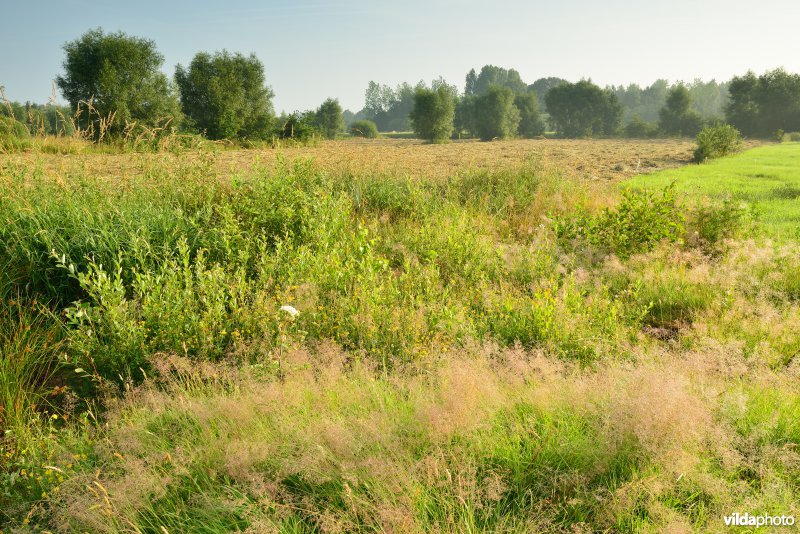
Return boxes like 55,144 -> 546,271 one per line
454,94 -> 479,138
175,51 -> 274,140
514,92 -> 545,138
659,85 -> 703,136
56,28 -> 181,136
466,65 -> 527,96
465,69 -> 478,95
410,85 -> 455,143
753,69 -> 800,136
475,85 -> 520,141
612,80 -> 669,123
349,119 -> 379,138
726,69 -> 800,137
315,98 -> 344,139
528,77 -> 568,111
624,115 -> 657,138
545,80 -> 622,138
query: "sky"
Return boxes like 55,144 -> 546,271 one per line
1,0 -> 798,113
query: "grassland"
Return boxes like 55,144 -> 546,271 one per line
5,137 -> 702,181
0,139 -> 798,532
629,142 -> 800,239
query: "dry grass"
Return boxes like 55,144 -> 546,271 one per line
3,138 -> 711,183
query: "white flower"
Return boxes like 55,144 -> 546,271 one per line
279,305 -> 300,317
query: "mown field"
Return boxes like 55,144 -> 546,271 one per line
1,139 -> 798,532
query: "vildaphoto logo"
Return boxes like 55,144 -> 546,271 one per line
723,513 -> 795,527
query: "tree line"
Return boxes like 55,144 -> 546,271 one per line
3,29 -> 800,143
4,29 -> 344,143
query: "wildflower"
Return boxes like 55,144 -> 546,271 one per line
279,305 -> 300,317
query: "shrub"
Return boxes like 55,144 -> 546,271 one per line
275,111 -> 318,142
555,186 -> 684,258
349,119 -> 379,138
787,132 -> 800,142
693,124 -> 742,163
685,198 -> 748,249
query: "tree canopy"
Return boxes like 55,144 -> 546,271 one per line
475,85 -> 520,141
315,98 -> 344,139
658,85 -> 704,137
410,85 -> 455,143
56,28 -> 181,136
465,65 -> 527,96
175,51 -> 274,140
726,68 -> 800,137
545,80 -> 622,138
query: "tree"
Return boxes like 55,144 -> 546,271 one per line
624,115 -> 657,138
455,94 -> 479,138
514,92 -> 545,138
658,85 -> 703,136
466,65 -> 527,96
475,85 -> 520,141
752,69 -> 800,136
465,69 -> 478,96
315,98 -> 344,139
528,77 -> 568,110
410,85 -> 455,143
726,69 -> 800,137
56,28 -> 181,136
175,51 -> 274,140
545,80 -> 622,138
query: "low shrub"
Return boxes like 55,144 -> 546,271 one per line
555,186 -> 684,259
685,198 -> 749,249
349,119 -> 379,138
693,124 -> 742,163
787,132 -> 800,142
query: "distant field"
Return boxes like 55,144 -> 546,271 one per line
628,142 -> 800,239
7,137 -> 702,181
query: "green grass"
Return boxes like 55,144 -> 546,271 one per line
627,142 -> 800,239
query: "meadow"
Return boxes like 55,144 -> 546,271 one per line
1,138 -> 798,532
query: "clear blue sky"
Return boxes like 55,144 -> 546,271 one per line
1,0 -> 798,113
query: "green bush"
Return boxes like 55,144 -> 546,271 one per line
787,132 -> 800,142
349,119 -> 379,138
685,198 -> 748,248
555,186 -> 684,259
693,124 -> 742,163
